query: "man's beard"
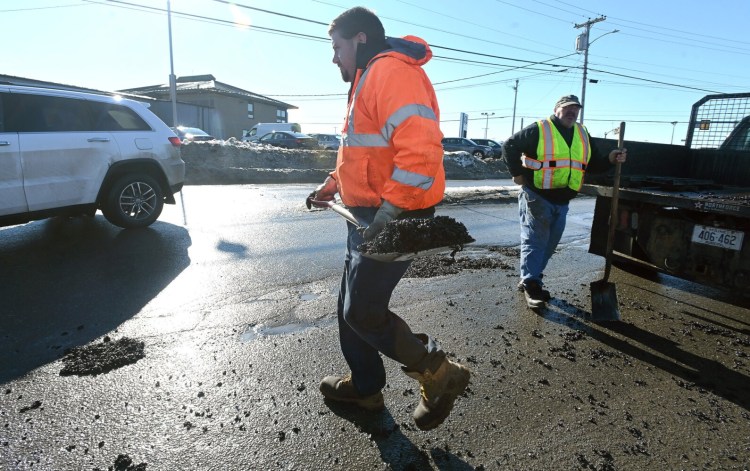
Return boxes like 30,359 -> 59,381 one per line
340,68 -> 352,83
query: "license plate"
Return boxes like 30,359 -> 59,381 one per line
691,225 -> 744,251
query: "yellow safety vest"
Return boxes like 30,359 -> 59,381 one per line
522,119 -> 591,191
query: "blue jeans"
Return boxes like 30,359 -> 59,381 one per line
518,186 -> 569,286
337,207 -> 444,396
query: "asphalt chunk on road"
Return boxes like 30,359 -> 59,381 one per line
59,336 -> 145,376
405,251 -> 513,278
358,215 -> 475,255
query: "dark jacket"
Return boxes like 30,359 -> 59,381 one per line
502,116 -> 612,204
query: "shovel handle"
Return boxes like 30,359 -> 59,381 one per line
311,200 -> 368,229
603,122 -> 625,282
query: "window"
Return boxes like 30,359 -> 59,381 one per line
2,93 -> 151,133
247,103 -> 254,119
276,109 -> 287,123
4,93 -> 91,132
92,102 -> 150,131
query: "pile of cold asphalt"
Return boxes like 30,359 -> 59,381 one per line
60,336 -> 145,376
358,215 -> 475,255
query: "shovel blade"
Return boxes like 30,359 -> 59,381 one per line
589,280 -> 621,322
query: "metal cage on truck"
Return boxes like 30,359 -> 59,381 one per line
581,92 -> 750,293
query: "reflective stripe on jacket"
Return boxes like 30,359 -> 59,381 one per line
522,119 -> 591,191
332,35 -> 445,210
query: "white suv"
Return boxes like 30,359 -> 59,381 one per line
0,85 -> 185,229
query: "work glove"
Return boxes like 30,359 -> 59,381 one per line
305,176 -> 337,209
362,201 -> 403,241
608,148 -> 628,164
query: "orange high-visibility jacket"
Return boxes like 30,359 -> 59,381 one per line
332,35 -> 445,210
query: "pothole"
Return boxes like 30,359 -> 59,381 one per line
404,245 -> 515,278
241,318 -> 336,342
299,293 -> 321,301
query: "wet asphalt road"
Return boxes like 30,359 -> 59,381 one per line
1,183 -> 749,470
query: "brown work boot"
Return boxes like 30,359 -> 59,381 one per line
403,358 -> 471,431
522,280 -> 550,309
319,374 -> 385,411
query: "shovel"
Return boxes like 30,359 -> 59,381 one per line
590,121 -> 626,322
311,199 -> 472,262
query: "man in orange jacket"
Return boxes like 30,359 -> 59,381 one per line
306,6 -> 470,431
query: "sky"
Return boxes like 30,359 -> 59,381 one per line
4,0 -> 750,144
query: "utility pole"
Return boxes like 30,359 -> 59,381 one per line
511,79 -> 519,134
575,16 -> 606,124
167,0 -> 178,127
481,112 -> 494,139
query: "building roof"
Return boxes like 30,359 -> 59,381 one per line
119,74 -> 297,110
0,74 -> 154,101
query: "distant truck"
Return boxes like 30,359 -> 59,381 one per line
242,122 -> 301,142
581,92 -> 750,292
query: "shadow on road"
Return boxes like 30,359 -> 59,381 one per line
614,258 -> 750,311
535,297 -> 750,412
0,215 -> 191,384
590,321 -> 750,412
324,399 -> 475,470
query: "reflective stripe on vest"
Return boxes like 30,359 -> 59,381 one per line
525,119 -> 591,191
341,63 -> 439,191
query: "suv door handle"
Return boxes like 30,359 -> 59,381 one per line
0,141 -> 10,146
87,137 -> 111,142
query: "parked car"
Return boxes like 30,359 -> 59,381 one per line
171,125 -> 215,142
257,131 -> 321,150
309,133 -> 341,150
470,138 -> 503,156
441,137 -> 494,159
0,84 -> 185,229
242,122 -> 301,142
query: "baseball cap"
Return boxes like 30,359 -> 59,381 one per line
555,94 -> 582,109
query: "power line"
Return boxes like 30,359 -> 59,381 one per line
88,0 -> 744,97
96,0 -> 329,42
588,68 -> 721,94
0,3 -> 86,12
616,30 -> 750,56
394,0 -> 570,56
208,0 -> 328,27
534,0 -> 750,48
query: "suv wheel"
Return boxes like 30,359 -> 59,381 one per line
473,150 -> 484,158
102,174 -> 164,229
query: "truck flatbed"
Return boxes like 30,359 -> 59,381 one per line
581,178 -> 750,218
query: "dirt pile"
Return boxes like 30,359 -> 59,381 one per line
181,140 -> 509,184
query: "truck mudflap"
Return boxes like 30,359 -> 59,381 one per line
585,183 -> 750,292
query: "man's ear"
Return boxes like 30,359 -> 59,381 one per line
356,31 -> 367,44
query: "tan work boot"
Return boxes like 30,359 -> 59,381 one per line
319,374 -> 385,411
403,358 -> 471,431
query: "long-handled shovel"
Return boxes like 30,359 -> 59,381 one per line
590,121 -> 626,322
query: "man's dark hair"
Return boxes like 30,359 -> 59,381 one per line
328,6 -> 386,44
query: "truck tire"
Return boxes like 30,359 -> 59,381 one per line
102,173 -> 164,229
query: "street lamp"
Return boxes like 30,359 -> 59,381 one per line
604,126 -> 620,139
575,17 -> 618,124
481,112 -> 494,139
671,121 -> 678,144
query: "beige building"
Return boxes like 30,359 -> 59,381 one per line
119,74 -> 297,140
